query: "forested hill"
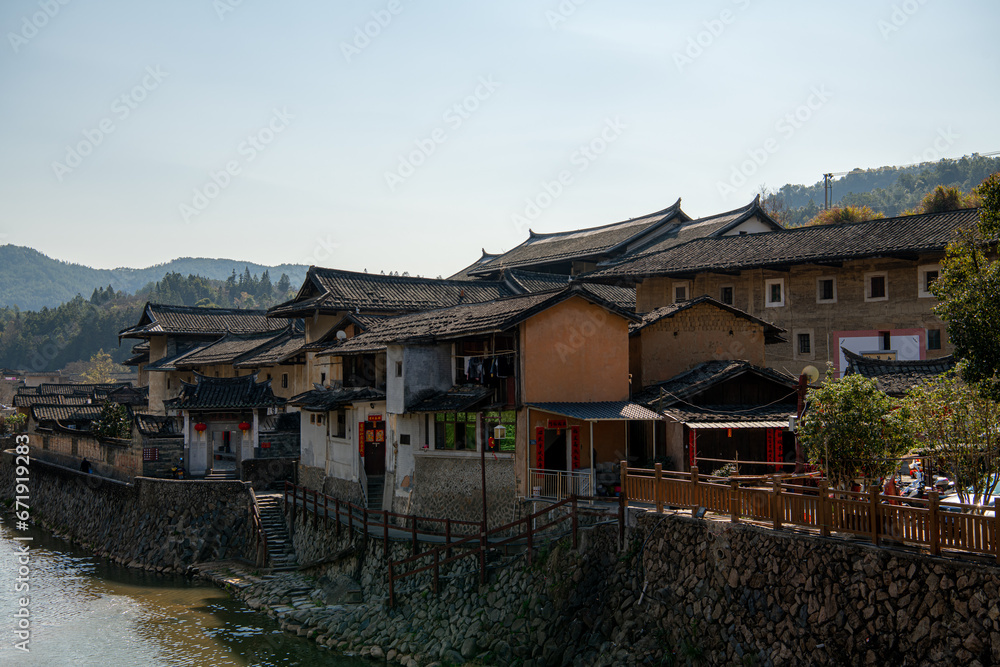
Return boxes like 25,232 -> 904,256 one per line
772,153 -> 1000,227
0,246 -> 308,310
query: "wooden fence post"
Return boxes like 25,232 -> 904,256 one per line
335,498 -> 341,536
383,509 -> 389,558
691,466 -> 700,515
323,494 -> 328,528
347,500 -> 354,535
928,490 -> 940,556
869,485 -> 880,546
479,521 -> 487,585
411,514 -> 418,556
362,504 -> 368,539
619,460 -> 628,548
730,479 -> 739,523
994,498 -> 999,565
313,490 -> 318,530
819,481 -> 830,537
620,460 -> 628,503
526,513 -> 534,566
445,518 -> 452,561
773,477 -> 782,530
654,463 -> 663,514
572,495 -> 579,550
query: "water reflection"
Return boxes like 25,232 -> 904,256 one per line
0,519 -> 362,666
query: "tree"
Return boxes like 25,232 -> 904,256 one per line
80,349 -> 119,384
276,273 -> 291,297
799,373 -> 914,491
933,173 -> 1000,398
918,185 -> 969,214
93,402 -> 131,439
905,370 -> 1000,510
755,184 -> 791,226
805,205 -> 885,227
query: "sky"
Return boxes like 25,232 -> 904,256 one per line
1,0 -> 998,279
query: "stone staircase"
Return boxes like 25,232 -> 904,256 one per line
254,492 -> 298,572
366,475 -> 385,511
205,469 -> 237,481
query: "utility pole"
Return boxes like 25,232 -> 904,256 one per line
823,173 -> 834,210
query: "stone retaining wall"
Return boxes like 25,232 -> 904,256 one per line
277,501 -> 1000,666
0,446 -> 255,574
409,453 -> 517,529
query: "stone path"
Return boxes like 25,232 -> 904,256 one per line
255,491 -> 298,572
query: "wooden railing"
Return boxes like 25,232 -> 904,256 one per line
622,462 -> 1000,562
248,490 -> 268,568
386,495 -> 611,607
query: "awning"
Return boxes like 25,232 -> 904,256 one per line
685,420 -> 789,430
527,401 -> 661,421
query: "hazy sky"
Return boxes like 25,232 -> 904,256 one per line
1,1 -> 998,278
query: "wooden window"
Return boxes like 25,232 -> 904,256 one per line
816,277 -> 836,303
672,281 -> 689,303
336,409 -> 346,438
865,272 -> 888,301
434,412 -> 478,451
281,374 -> 288,388
928,329 -> 942,350
765,278 -> 785,307
798,333 -> 811,355
720,285 -> 733,305
400,434 -> 411,445
881,331 -> 892,351
918,265 -> 940,298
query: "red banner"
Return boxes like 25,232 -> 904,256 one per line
571,426 -> 580,470
773,429 -> 783,472
535,426 -> 545,468
766,428 -> 775,465
688,430 -> 696,467
358,422 -> 366,457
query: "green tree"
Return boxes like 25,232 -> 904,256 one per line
276,273 -> 291,297
805,205 -> 885,227
905,370 -> 1000,510
799,373 -> 914,491
933,173 -> 1000,397
93,402 -> 131,439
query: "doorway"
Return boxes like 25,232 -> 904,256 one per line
543,428 -> 567,471
363,419 -> 386,476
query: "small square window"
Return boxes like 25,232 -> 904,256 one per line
817,277 -> 836,303
320,372 -> 326,385
400,434 -> 411,445
919,265 -> 941,298
310,414 -> 316,424
765,278 -> 785,307
866,272 -> 888,301
928,329 -> 942,350
797,333 -> 811,355
720,286 -> 734,305
881,331 -> 892,351
395,361 -> 403,378
281,374 -> 288,388
673,281 -> 689,303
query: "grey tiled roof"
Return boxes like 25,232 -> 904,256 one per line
172,330 -> 289,368
844,349 -> 956,396
288,386 -> 386,412
407,385 -> 494,412
13,394 -> 91,408
634,360 -> 798,407
304,313 -> 388,352
135,413 -> 183,437
30,404 -> 104,423
164,373 -> 284,410
631,295 -> 785,342
662,403 -> 796,425
318,286 -> 639,356
268,267 -> 513,317
503,270 -> 636,311
233,329 -> 306,368
448,250 -> 503,280
588,208 -> 980,282
527,401 -> 662,421
120,303 -> 287,339
468,199 -> 689,276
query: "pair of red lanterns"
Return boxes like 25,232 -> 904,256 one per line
193,421 -> 251,433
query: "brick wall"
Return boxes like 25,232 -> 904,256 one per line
37,430 -> 141,481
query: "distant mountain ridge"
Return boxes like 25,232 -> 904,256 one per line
0,245 -> 309,310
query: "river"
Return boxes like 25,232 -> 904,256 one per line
0,518 -> 365,666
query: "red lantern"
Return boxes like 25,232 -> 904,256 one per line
238,421 -> 251,435
194,422 -> 207,433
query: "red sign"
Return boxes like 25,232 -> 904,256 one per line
535,426 -> 545,468
261,441 -> 271,449
368,414 -> 382,422
547,419 -> 567,429
571,426 -> 581,470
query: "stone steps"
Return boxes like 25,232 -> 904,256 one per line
367,475 -> 384,511
254,491 -> 298,572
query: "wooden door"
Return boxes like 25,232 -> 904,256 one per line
364,419 -> 386,476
